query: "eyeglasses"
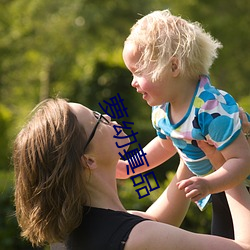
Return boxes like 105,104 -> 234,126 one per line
84,111 -> 110,151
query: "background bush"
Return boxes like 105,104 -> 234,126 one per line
0,0 -> 248,249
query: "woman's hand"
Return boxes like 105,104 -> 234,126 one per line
239,107 -> 250,141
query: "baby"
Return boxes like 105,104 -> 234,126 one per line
117,10 -> 250,214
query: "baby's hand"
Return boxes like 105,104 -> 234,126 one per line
177,176 -> 211,202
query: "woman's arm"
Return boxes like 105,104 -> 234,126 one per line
225,184 -> 250,245
125,184 -> 250,250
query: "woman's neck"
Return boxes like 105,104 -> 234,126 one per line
84,165 -> 126,212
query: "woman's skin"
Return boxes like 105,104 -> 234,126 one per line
15,100 -> 250,250
70,103 -> 250,250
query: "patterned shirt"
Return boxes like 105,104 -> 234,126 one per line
152,75 -> 241,176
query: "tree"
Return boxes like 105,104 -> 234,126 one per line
0,1 -> 249,248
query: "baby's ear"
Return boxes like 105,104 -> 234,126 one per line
171,57 -> 180,76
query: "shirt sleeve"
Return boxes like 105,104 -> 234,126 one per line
197,90 -> 241,151
151,105 -> 169,140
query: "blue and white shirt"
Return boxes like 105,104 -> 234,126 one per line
152,75 -> 242,176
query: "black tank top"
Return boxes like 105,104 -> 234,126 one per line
66,206 -> 148,250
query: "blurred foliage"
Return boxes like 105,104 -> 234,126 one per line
0,104 -> 12,169
0,0 -> 249,248
0,171 -> 43,250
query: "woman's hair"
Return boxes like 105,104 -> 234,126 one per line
125,9 -> 222,81
13,98 -> 88,246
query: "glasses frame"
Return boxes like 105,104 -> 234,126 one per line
83,111 -> 110,151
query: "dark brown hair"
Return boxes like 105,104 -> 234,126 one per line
13,98 -> 88,246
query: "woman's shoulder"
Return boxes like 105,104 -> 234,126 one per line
66,207 -> 148,250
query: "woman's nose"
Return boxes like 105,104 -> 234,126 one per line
103,114 -> 112,123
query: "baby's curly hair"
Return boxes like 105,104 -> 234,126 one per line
125,9 -> 222,81
13,98 -> 88,246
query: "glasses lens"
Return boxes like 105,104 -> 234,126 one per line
93,111 -> 101,120
93,111 -> 109,124
101,116 -> 110,124
84,112 -> 110,152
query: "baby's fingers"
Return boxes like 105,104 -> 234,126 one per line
185,189 -> 201,201
176,179 -> 194,190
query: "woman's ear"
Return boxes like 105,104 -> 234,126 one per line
170,57 -> 180,77
82,155 -> 97,169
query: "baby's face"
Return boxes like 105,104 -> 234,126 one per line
123,43 -> 174,106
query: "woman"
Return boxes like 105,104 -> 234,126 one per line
13,98 -> 250,249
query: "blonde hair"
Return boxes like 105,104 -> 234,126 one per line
13,98 -> 88,246
125,9 -> 222,81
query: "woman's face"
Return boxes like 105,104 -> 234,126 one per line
68,103 -> 130,159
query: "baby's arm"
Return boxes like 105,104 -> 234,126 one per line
116,136 -> 177,179
129,159 -> 193,226
178,132 -> 250,201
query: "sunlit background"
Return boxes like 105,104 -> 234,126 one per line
0,0 -> 249,249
